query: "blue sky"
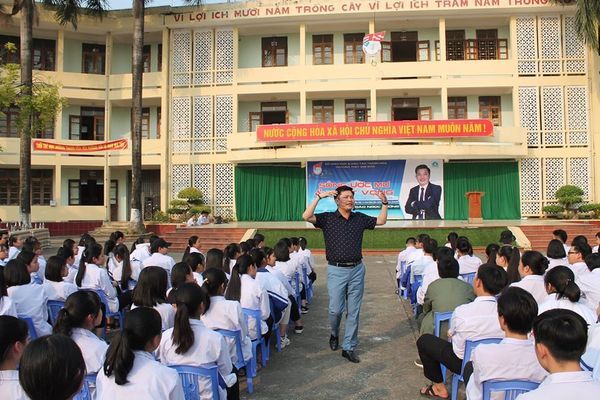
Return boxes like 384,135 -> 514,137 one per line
109,0 -> 221,10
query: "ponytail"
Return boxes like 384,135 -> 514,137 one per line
172,283 -> 210,354
76,243 -> 102,287
114,244 -> 132,291
202,268 -> 227,297
506,247 -> 521,284
223,243 -> 241,274
225,265 -> 241,302
545,265 -> 581,303
521,250 -> 549,276
53,291 -> 102,337
182,236 -> 199,260
0,316 -> 28,364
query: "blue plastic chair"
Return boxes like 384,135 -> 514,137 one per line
451,338 -> 503,400
482,379 -> 540,400
18,315 -> 38,340
242,308 -> 268,373
215,329 -> 254,393
433,311 -> 453,379
72,374 -> 97,400
460,272 -> 476,285
268,297 -> 282,353
411,274 -> 424,315
83,289 -> 125,339
170,364 -> 220,400
47,300 -> 65,326
301,263 -> 313,304
398,261 -> 408,298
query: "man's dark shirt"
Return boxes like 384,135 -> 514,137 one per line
313,210 -> 377,263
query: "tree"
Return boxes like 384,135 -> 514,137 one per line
552,0 -> 600,51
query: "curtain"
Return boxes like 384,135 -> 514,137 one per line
444,162 -> 520,220
235,165 -> 306,221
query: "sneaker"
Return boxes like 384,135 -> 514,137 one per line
280,336 -> 291,349
414,358 -> 423,368
301,306 -> 309,314
294,325 -> 304,334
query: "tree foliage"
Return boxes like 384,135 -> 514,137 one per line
551,0 -> 600,51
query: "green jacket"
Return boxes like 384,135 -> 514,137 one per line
419,278 -> 475,337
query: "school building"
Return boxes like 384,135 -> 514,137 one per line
0,0 -> 598,223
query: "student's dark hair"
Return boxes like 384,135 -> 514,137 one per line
239,241 -> 252,255
497,246 -> 521,284
250,248 -> 266,268
274,240 -> 291,262
415,164 -> 430,175
103,307 -> 162,385
223,243 -> 241,272
130,236 -> 145,254
53,290 -> 102,337
246,238 -> 257,249
476,264 -> 508,295
437,256 -> 460,279
103,239 -> 116,257
78,233 -> 95,247
585,253 -> 600,272
3,259 -> 31,287
417,233 -> 430,244
202,268 -> 228,297
571,235 -> 588,248
552,229 -> 568,244
56,245 -> 74,261
8,234 -> 20,247
264,246 -> 274,259
19,334 -> 86,400
114,244 -> 133,291
446,232 -> 458,251
422,238 -> 438,256
298,236 -> 308,250
148,234 -> 160,245
225,254 -> 254,302
206,248 -> 226,274
45,256 -> 66,282
571,243 -> 592,259
182,235 -> 199,259
497,287 -> 538,335
533,309 -> 588,361
435,246 -> 454,262
544,265 -> 580,303
290,237 -> 300,248
334,185 -> 354,197
172,283 -> 211,354
253,233 -> 265,245
132,266 -> 168,307
485,243 -> 500,264
499,230 -> 515,245
0,315 -> 28,363
597,231 -> 600,240
546,239 -> 567,259
109,230 -> 125,243
0,267 -> 8,296
405,237 -> 416,245
171,262 -> 192,289
521,250 -> 549,276
76,242 -> 103,287
183,252 -> 204,272
16,250 -> 36,268
62,238 -> 76,250
456,237 -> 474,256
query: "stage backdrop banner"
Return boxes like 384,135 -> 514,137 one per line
307,160 -> 444,220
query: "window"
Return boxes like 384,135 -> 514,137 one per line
344,33 -> 364,64
248,102 -> 288,131
446,30 -> 465,61
31,170 -> 53,205
476,30 -> 498,60
345,99 -> 367,122
32,39 -> 55,71
0,169 -> 19,205
71,170 -> 104,206
479,96 -> 501,126
262,37 -> 287,67
0,36 -> 20,64
157,44 -> 162,72
313,34 -> 333,65
69,107 -> 105,140
82,43 -> 105,74
157,107 -> 161,139
448,97 -> 468,119
0,106 -> 20,138
143,45 -> 151,72
141,108 -> 150,138
68,180 -> 80,205
312,100 -> 334,123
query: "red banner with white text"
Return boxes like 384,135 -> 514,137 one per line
32,139 -> 128,153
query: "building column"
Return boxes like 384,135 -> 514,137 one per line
160,28 -> 170,213
370,88 -> 377,121
56,29 -> 64,72
438,18 -> 447,63
441,87 -> 448,120
54,165 -> 62,207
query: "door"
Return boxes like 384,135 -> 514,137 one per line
392,98 -> 420,121
110,180 -> 118,221
390,31 -> 418,62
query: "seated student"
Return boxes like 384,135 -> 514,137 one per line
417,264 -> 507,399
75,234 -> 96,267
53,291 -> 108,375
594,232 -> 600,253
130,236 -> 152,264
298,236 -> 317,281
110,230 -> 126,246
552,229 -> 569,254
0,268 -> 17,317
111,244 -> 140,292
62,238 -> 79,262
0,316 -> 28,400
186,214 -> 198,227
23,238 -> 46,284
225,255 -> 270,341
516,309 -> 600,399
496,245 -> 521,285
131,266 -> 175,331
582,321 -> 600,382
207,248 -> 230,278
396,237 -> 417,286
57,246 -> 78,284
511,251 -> 548,304
416,239 -> 443,306
567,243 -> 592,277
42,256 -> 78,301
183,252 -> 205,286
418,255 -> 475,336
537,266 -> 597,325
104,239 -> 118,275
19,334 -> 86,400
182,235 -> 203,260
253,233 -> 265,249
456,237 -> 483,275
408,234 -> 430,280
500,230 -> 516,246
576,253 -> 600,310
4,259 -> 52,336
76,243 -> 120,313
7,235 -> 22,261
158,283 -> 237,400
445,232 -> 459,252
485,243 -> 500,265
224,243 -> 242,274
97,307 -> 184,399
166,262 -> 195,304
465,287 -> 548,400
546,239 -> 568,271
16,250 -> 41,285
198,210 -> 212,225
142,239 -> 176,277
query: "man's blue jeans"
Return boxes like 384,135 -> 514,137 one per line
327,263 -> 365,351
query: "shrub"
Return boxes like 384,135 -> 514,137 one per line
542,205 -> 564,215
177,187 -> 203,205
555,185 -> 584,211
189,206 -> 210,215
579,203 -> 600,218
152,211 -> 170,222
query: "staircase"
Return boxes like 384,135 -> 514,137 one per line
88,222 -> 136,243
163,227 -> 249,252
520,222 -> 599,251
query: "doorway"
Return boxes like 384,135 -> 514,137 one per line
391,32 -> 418,62
110,180 -> 118,221
79,170 -> 104,206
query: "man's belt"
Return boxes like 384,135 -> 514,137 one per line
329,260 -> 362,268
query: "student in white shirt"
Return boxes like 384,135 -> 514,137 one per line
593,232 -> 600,254
186,214 -> 198,226
298,236 -> 317,281
0,316 -> 28,400
97,307 -> 184,400
408,234 -> 429,279
456,237 -> 483,275
552,229 -> 570,255
224,243 -> 241,275
166,262 -> 196,304
485,243 -> 500,264
577,253 -> 600,310
417,264 -> 507,399
538,266 -> 597,325
465,287 -> 547,400
131,266 -> 176,332
7,235 -> 22,261
496,245 -> 521,285
225,254 -> 271,341
74,233 -> 96,268
582,322 -> 600,382
130,237 -> 152,265
111,244 -> 140,292
142,238 -> 176,277
207,248 -> 230,279
198,211 -> 212,225
57,245 -> 78,284
76,243 -> 121,313
546,239 -> 568,272
445,232 -> 459,251
17,250 -> 42,285
511,251 -> 549,304
25,238 -> 46,284
0,271 -> 17,317
183,252 -> 205,286
516,309 -> 600,399
53,290 -> 108,375
182,235 -> 203,260
42,255 -> 78,301
417,239 -> 444,306
567,243 -> 592,277
397,237 -> 417,284
109,230 -> 126,246
5,259 -> 52,336
158,283 -> 237,400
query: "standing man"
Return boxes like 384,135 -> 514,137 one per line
404,164 -> 442,220
302,185 -> 388,363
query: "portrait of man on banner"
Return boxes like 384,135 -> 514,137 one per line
404,163 -> 443,220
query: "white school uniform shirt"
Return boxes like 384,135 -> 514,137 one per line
8,246 -> 21,261
79,263 -> 119,313
74,245 -> 86,267
64,263 -> 78,284
142,253 -> 176,275
42,279 -> 78,301
449,296 -> 504,360
0,296 -> 17,317
110,258 -> 142,285
516,371 -> 600,400
130,243 -> 151,263
547,257 -> 568,271
228,259 -> 236,273
255,269 -> 290,324
131,303 -> 176,332
71,327 -> 109,374
37,255 -> 46,281
198,215 -> 210,225
0,370 -> 28,400
298,247 -> 315,273
582,323 -> 600,382
186,216 -> 196,226
265,265 -> 294,296
466,338 -> 547,400
193,271 -> 204,286
537,293 -> 598,325
407,248 -> 425,283
416,259 -> 440,305
593,245 -> 599,253
511,275 -> 548,304
396,246 -> 417,279
569,261 -> 590,277
577,269 -> 600,309
458,254 -> 483,275
240,274 -> 270,339
189,247 -> 202,255
201,295 -> 253,364
8,283 -> 52,336
96,350 -> 184,400
158,319 -> 236,400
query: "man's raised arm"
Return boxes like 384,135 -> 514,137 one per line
303,190 -> 336,224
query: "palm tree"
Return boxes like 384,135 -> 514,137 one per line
552,0 -> 600,51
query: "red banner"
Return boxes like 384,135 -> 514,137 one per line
32,139 -> 128,153
256,119 -> 494,142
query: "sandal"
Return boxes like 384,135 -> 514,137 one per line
419,384 -> 449,399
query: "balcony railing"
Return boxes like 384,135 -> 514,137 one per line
438,39 -> 509,61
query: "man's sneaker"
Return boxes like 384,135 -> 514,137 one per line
294,325 -> 304,334
414,358 -> 423,368
280,336 -> 291,349
301,305 -> 309,314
